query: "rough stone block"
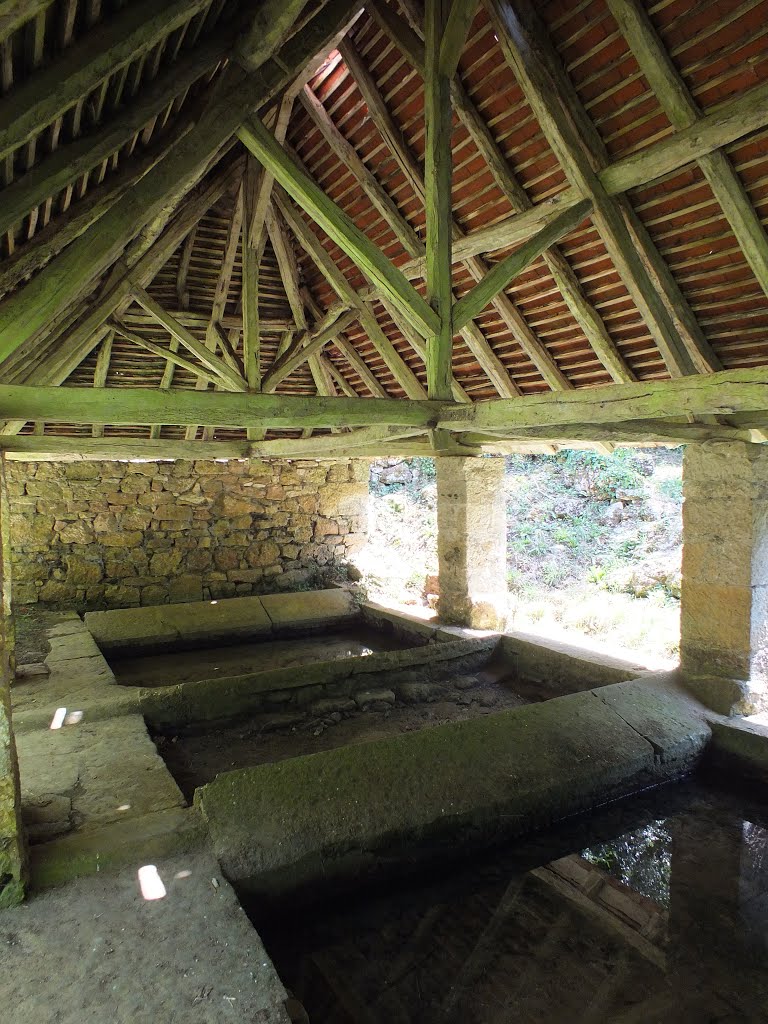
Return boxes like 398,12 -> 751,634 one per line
260,589 -> 357,630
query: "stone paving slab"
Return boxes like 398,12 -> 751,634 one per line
16,713 -> 186,840
0,848 -> 290,1024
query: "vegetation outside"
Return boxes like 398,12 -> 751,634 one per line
360,449 -> 683,666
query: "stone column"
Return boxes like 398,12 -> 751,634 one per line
680,441 -> 768,711
0,453 -> 25,906
436,456 -> 507,630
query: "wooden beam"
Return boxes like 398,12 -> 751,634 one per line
442,367 -> 768,433
261,307 -> 359,392
130,285 -> 247,391
249,425 -> 426,458
0,32 -> 231,241
111,321 -> 226,389
439,0 -> 477,77
0,386 -> 443,429
236,0 -> 308,72
241,157 -> 261,396
0,0 -> 210,162
486,0 -> 711,378
360,13 -> 619,387
90,329 -> 113,439
424,0 -> 454,399
0,1 -> 53,44
299,83 -> 423,258
339,37 -> 527,396
275,191 -> 428,399
606,0 -> 768,301
0,0 -> 361,365
463,420 -> 755,445
237,115 -> 440,338
452,199 -> 592,331
601,77 -> 768,196
1,435 -> 252,462
267,207 -> 308,331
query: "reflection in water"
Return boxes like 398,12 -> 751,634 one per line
582,820 -> 672,907
255,782 -> 768,1023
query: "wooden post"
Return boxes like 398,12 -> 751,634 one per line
424,0 -> 454,400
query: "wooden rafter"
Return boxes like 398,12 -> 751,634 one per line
0,0 -> 211,162
275,190 -> 428,399
237,114 -> 440,339
130,284 -> 247,392
486,0 -> 719,378
5,368 -> 768,435
453,200 -> 592,331
0,0 -> 362,365
606,0 -> 768,301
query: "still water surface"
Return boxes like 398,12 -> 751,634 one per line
255,779 -> 768,1023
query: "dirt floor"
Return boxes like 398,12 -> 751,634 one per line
0,848 -> 291,1024
157,669 -> 528,800
110,627 -> 408,687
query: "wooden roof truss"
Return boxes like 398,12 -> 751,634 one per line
0,0 -> 767,460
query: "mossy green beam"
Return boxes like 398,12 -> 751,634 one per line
237,116 -> 440,340
452,199 -> 592,331
0,0 -> 211,162
0,0 -> 361,365
0,385 -> 443,429
424,0 -> 455,400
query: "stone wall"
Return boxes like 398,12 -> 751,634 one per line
6,458 -> 369,610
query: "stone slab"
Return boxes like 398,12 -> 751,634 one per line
85,595 -> 273,653
706,719 -> 768,784
592,674 -> 711,771
4,847 -> 290,1023
260,588 -> 357,630
499,631 -> 649,694
16,713 -> 185,836
140,637 -> 497,730
196,679 -> 709,900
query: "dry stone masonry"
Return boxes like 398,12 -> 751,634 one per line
7,458 -> 369,610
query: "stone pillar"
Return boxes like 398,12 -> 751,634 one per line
0,453 -> 25,906
436,456 -> 507,630
680,441 -> 768,711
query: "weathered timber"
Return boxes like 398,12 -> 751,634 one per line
0,0 -> 361,364
452,200 -> 592,331
275,191 -> 428,399
90,329 -> 114,439
237,116 -> 440,338
236,0 -> 308,72
241,161 -> 261,392
424,0 -> 454,399
267,207 -> 308,331
443,368 -> 768,432
607,0 -> 768,301
0,386 -> 443,428
0,0 -> 210,162
0,1 -> 53,44
601,78 -> 768,196
111,321 -> 228,390
439,0 -> 478,77
0,33 -> 231,240
487,0 -> 707,377
299,83 -> 423,259
261,308 -> 359,392
130,286 -> 247,391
